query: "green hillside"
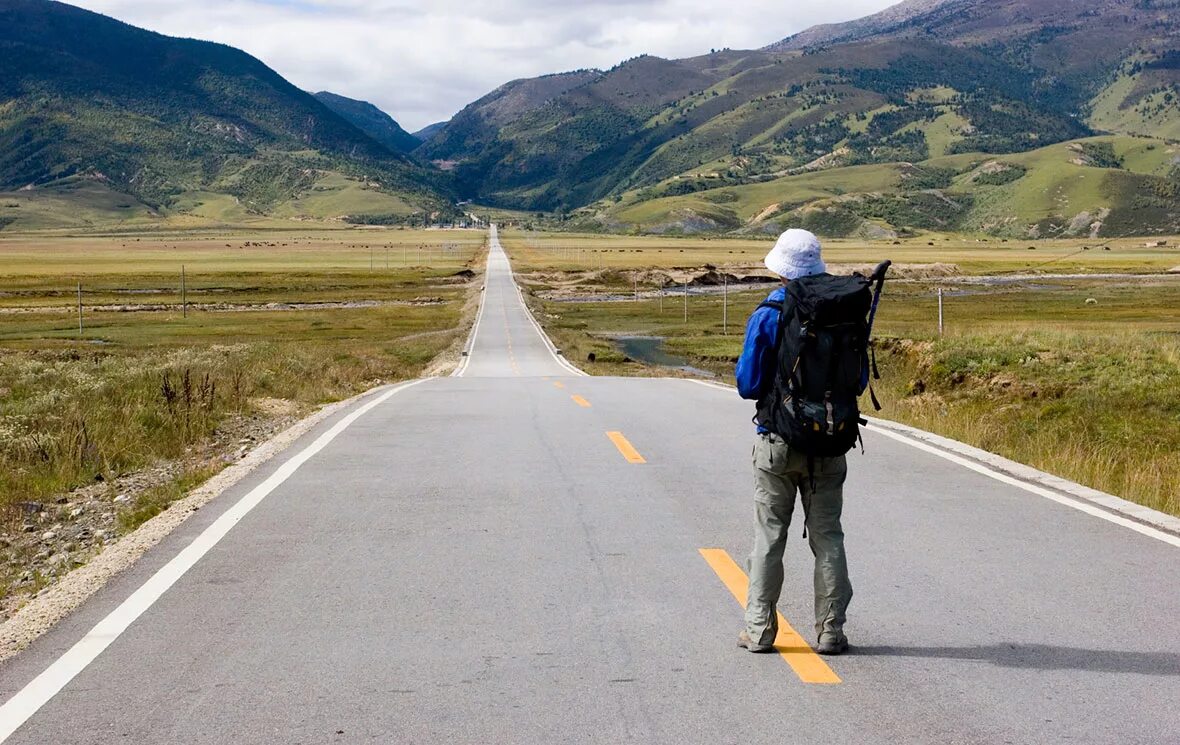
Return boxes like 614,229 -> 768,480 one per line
1089,54 -> 1180,142
583,135 -> 1180,238
0,0 -> 453,230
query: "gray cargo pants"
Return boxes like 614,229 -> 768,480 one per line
745,432 -> 852,646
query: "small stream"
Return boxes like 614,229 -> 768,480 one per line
614,336 -> 717,378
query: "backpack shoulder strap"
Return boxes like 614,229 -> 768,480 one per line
757,300 -> 784,313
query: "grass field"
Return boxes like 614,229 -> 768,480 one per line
0,227 -> 484,602
0,230 -> 483,307
500,228 -> 1180,275
507,232 -> 1180,517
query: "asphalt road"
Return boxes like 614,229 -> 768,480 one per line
0,227 -> 1176,744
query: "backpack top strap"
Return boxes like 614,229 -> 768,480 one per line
757,300 -> 784,313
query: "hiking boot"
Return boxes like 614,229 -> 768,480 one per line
816,632 -> 849,656
737,630 -> 775,653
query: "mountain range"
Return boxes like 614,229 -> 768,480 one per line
1,0 -> 1178,236
420,0 -> 1180,236
0,0 -> 451,229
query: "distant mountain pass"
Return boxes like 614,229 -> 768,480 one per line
313,92 -> 421,155
412,121 -> 449,143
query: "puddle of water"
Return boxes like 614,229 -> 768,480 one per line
614,336 -> 716,378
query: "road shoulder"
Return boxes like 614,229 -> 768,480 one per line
681,378 -> 1180,543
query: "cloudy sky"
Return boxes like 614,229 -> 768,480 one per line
69,0 -> 897,131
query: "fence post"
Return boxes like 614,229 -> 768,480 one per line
683,280 -> 688,323
77,282 -> 83,336
723,273 -> 728,335
938,288 -> 944,335
181,265 -> 187,319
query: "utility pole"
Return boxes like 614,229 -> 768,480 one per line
938,288 -> 944,335
723,273 -> 728,335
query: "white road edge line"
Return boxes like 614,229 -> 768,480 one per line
492,226 -> 587,377
0,378 -> 429,743
513,281 -> 586,377
680,378 -> 1180,548
452,252 -> 489,378
865,423 -> 1180,548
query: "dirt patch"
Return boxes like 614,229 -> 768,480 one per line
250,397 -> 301,418
829,262 -> 960,280
526,263 -> 960,301
750,203 -> 781,224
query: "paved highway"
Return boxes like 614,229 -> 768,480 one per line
0,228 -> 1176,743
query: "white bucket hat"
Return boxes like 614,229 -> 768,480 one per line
764,229 -> 826,280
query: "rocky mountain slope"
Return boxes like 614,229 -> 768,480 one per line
765,0 -> 953,51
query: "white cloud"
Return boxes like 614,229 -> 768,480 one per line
68,0 -> 897,130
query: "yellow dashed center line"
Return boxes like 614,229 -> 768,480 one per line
698,548 -> 841,685
606,431 -> 646,464
571,395 -> 591,408
553,381 -> 566,389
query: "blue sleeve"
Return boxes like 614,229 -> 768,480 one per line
735,307 -> 778,400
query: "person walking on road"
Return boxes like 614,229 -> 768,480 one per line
734,229 -> 854,656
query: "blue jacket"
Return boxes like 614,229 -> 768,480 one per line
736,287 -> 785,410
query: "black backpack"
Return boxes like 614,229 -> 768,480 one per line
755,262 -> 890,458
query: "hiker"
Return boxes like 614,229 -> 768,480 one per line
734,229 -> 888,657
